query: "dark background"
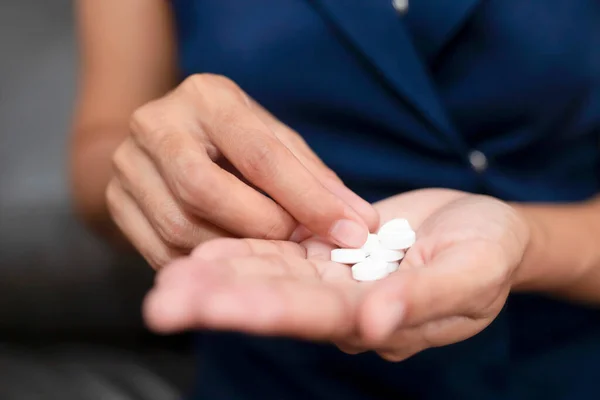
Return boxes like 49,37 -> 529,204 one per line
0,0 -> 144,345
0,2 -> 194,398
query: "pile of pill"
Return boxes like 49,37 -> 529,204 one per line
330,218 -> 416,282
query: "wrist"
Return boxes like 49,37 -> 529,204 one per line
508,203 -> 545,291
508,200 -> 600,295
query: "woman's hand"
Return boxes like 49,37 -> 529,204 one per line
106,73 -> 378,269
143,188 -> 530,361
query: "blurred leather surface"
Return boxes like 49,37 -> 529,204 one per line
0,343 -> 194,400
0,1 -> 195,397
0,0 -> 147,336
0,206 -> 154,338
0,0 -> 154,339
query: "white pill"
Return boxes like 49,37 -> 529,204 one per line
361,233 -> 382,254
378,218 -> 412,235
386,262 -> 400,273
370,248 -> 404,262
351,259 -> 390,282
330,248 -> 367,264
378,230 -> 416,250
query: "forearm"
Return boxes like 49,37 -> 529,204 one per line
511,198 -> 600,305
71,0 -> 176,247
70,126 -> 130,248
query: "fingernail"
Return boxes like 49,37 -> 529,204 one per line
377,302 -> 406,340
329,219 -> 368,248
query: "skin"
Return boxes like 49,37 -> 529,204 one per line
70,0 -> 378,268
143,188 -> 600,360
70,0 -> 179,246
144,189 -> 528,359
72,0 -> 600,362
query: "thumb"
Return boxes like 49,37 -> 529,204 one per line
358,242 -> 503,343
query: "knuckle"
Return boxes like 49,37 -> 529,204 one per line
197,73 -> 239,91
208,73 -> 238,90
239,139 -> 278,183
336,345 -> 366,355
185,74 -> 253,118
145,248 -> 178,270
377,350 -> 411,363
105,180 -> 121,215
130,101 -> 186,148
184,73 -> 246,102
155,210 -> 195,249
129,102 -> 159,139
111,141 -> 131,177
180,74 -> 205,91
255,216 -> 292,240
175,161 -> 222,213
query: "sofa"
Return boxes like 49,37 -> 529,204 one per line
0,1 -> 195,398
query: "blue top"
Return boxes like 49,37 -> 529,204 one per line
171,1 -> 600,399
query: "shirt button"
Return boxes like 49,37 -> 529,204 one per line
392,0 -> 409,15
468,150 -> 488,173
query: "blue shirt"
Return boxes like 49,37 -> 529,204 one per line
171,1 -> 600,398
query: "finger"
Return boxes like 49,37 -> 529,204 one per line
190,238 -> 306,261
189,76 -> 368,248
318,177 -> 379,233
250,101 -> 379,232
301,237 -> 339,261
144,258 -> 358,340
332,331 -> 369,355
192,237 -> 348,283
372,314 -> 495,363
154,252 -> 308,291
372,324 -> 446,363
190,236 -> 335,263
106,179 -> 184,269
159,239 -> 340,290
113,138 -> 229,249
212,118 -> 369,248
335,343 -> 368,355
288,224 -> 312,243
288,179 -> 380,241
129,99 -> 298,241
358,241 -> 508,343
380,314 -> 494,360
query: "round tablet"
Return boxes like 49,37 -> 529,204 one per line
330,248 -> 367,264
351,259 -> 389,282
369,248 -> 404,262
386,262 -> 400,273
378,218 -> 412,235
361,233 -> 382,254
378,230 -> 416,250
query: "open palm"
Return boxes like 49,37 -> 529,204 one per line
144,189 -> 529,361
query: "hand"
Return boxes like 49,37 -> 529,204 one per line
106,74 -> 378,269
143,189 -> 529,361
